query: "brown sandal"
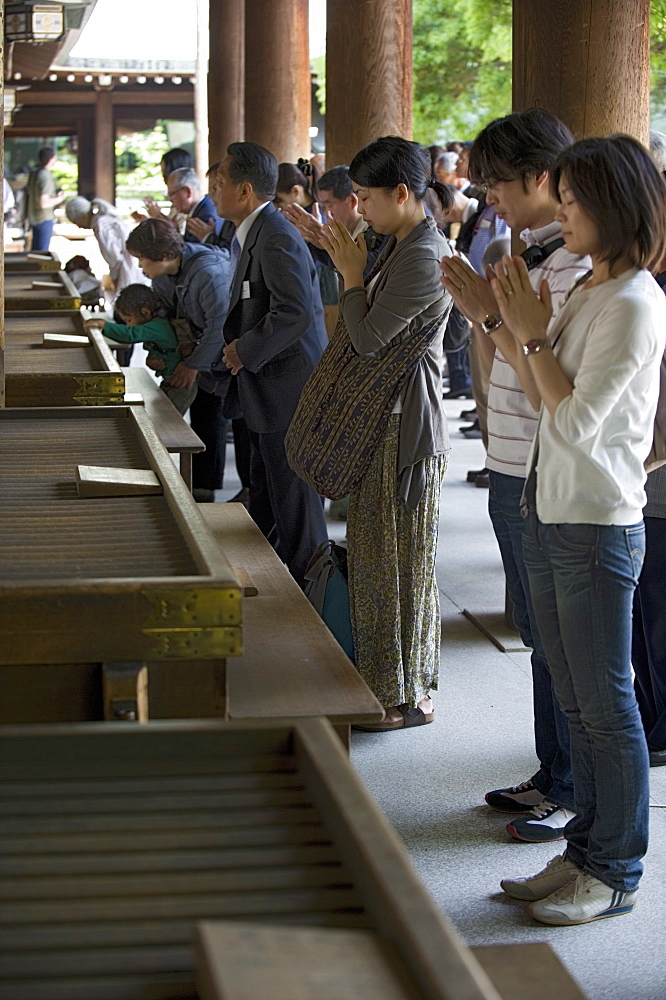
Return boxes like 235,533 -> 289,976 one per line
353,703 -> 435,732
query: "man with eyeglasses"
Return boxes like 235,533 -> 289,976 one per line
166,167 -> 222,244
441,108 -> 591,846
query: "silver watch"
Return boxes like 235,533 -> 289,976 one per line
522,338 -> 550,356
481,313 -> 503,335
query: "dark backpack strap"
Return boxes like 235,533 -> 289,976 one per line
521,236 -> 566,271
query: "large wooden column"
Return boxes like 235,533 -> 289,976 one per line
1,1 -> 5,409
208,0 -> 245,163
513,0 -> 650,142
326,0 -> 412,169
94,88 -> 115,202
244,0 -> 310,164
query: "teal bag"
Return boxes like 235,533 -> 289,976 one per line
304,541 -> 355,663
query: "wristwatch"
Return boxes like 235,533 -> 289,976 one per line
522,338 -> 550,356
481,313 -> 503,335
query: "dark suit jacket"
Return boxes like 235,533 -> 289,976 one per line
209,203 -> 328,433
185,194 -> 224,244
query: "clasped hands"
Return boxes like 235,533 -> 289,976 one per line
319,219 -> 367,288
440,253 -> 552,346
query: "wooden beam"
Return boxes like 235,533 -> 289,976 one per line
512,0 -> 650,142
326,0 -> 412,169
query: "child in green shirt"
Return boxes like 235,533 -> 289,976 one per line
85,284 -> 197,415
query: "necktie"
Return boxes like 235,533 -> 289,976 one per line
230,235 -> 241,277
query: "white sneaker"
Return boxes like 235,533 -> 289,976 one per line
501,853 -> 581,900
528,872 -> 638,925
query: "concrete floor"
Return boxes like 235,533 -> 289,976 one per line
218,395 -> 666,1000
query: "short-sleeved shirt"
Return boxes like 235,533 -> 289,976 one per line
26,167 -> 56,225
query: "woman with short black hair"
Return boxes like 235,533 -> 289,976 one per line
493,135 -> 666,926
318,135 -> 453,731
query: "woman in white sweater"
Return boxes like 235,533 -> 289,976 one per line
488,135 -> 666,926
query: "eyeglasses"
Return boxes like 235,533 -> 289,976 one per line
167,186 -> 185,198
479,177 -> 515,193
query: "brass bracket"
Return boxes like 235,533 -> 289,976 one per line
73,374 -> 125,398
71,394 -> 126,406
142,588 -> 242,628
51,297 -> 82,310
142,626 -> 242,659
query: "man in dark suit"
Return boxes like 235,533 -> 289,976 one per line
209,141 -> 329,586
166,167 -> 223,244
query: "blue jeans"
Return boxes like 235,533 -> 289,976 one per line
523,513 -> 649,892
488,471 -> 573,808
632,515 -> 666,751
31,219 -> 53,251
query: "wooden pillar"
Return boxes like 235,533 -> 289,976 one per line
94,88 -> 115,202
208,0 -> 245,164
244,0 -> 310,164
1,1 -> 5,409
326,0 -> 412,170
77,113 -> 96,200
512,0 -> 650,142
194,0 -> 209,179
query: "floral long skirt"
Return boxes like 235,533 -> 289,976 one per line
347,415 -> 447,708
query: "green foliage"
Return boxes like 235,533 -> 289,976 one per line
651,0 -> 666,128
115,123 -> 170,202
413,0 -> 666,143
312,53 -> 326,114
413,0 -> 512,144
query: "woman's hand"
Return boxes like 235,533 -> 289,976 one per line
320,220 -> 367,288
490,254 -> 552,346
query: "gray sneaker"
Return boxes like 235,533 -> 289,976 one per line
501,852 -> 581,900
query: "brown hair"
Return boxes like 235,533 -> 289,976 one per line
551,134 -> 666,271
126,217 -> 185,261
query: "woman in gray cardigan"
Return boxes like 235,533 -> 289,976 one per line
321,136 -> 453,730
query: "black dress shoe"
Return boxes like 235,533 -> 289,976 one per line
443,385 -> 473,399
466,467 -> 487,483
459,407 -> 477,421
461,418 -> 482,439
192,487 -> 216,503
649,747 -> 666,767
227,487 -> 250,508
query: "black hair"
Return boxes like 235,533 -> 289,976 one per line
317,165 -> 353,201
161,147 -> 193,176
469,108 -> 574,191
126,217 -> 185,261
38,146 -> 55,167
349,135 -> 450,213
227,141 -> 278,199
551,134 -> 666,272
207,160 -> 221,175
115,283 -> 161,318
276,161 -> 317,202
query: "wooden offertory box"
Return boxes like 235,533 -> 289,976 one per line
3,250 -> 61,272
0,406 -> 242,665
4,325 -> 124,406
3,269 -> 81,310
0,718 -> 504,1000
